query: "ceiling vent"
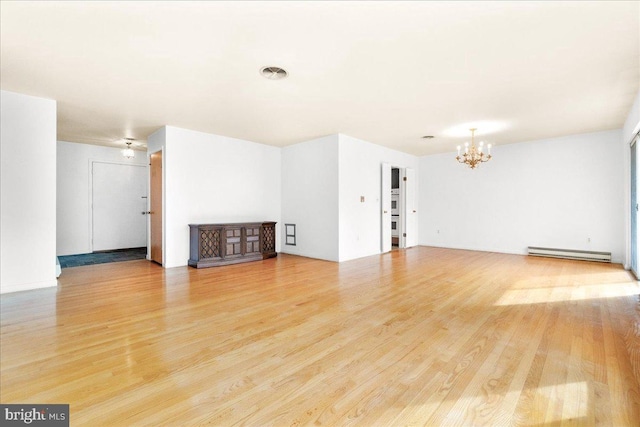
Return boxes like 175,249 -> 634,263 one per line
260,66 -> 288,80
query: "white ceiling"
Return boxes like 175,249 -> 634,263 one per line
1,1 -> 638,155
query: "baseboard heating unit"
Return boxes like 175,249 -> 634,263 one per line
527,247 -> 611,263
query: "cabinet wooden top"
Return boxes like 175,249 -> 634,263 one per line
189,222 -> 276,227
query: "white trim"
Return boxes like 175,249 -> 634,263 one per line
399,167 -> 407,248
146,148 -> 164,266
0,279 -> 58,294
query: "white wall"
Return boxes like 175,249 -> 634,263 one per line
162,126 -> 281,268
623,91 -> 640,145
147,126 -> 165,154
57,141 -> 148,256
1,91 -> 57,294
337,134 -> 418,261
419,129 -> 625,263
281,135 -> 339,261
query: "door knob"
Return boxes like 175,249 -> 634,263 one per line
383,210 -> 388,214
142,211 -> 151,215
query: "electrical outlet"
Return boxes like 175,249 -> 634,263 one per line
360,196 -> 365,202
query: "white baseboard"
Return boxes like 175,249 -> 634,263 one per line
0,279 -> 58,294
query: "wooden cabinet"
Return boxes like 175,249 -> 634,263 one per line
188,222 -> 277,268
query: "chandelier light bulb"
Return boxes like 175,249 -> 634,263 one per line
122,138 -> 135,159
454,128 -> 493,169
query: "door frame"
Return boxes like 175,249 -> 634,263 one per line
381,163 -> 417,252
381,163 -> 392,253
399,167 -> 406,248
402,167 -> 417,248
149,149 -> 163,265
631,134 -> 639,277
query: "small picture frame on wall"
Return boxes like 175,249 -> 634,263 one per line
285,224 -> 296,246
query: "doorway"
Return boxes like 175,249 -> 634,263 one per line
149,150 -> 163,265
391,168 -> 400,248
381,163 -> 417,253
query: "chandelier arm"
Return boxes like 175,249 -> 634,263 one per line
454,128 -> 493,169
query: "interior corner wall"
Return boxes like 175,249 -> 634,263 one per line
163,126 -> 281,268
623,91 -> 640,144
281,135 -> 339,262
418,129 -> 625,263
1,90 -> 57,294
622,90 -> 640,269
147,126 -> 166,155
56,140 -> 148,256
337,134 -> 418,262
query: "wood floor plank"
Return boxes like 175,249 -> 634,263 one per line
1,247 -> 639,426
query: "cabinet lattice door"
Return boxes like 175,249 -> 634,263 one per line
189,222 -> 277,268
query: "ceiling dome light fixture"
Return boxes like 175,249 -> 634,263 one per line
456,128 -> 492,169
122,138 -> 135,159
260,66 -> 288,80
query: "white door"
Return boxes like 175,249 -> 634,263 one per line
381,163 -> 392,253
404,167 -> 417,247
92,162 -> 147,251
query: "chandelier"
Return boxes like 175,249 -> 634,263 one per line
456,128 -> 492,169
122,138 -> 135,159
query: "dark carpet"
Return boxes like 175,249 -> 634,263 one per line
58,247 -> 147,268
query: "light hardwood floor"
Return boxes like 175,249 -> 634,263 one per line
1,247 -> 639,426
